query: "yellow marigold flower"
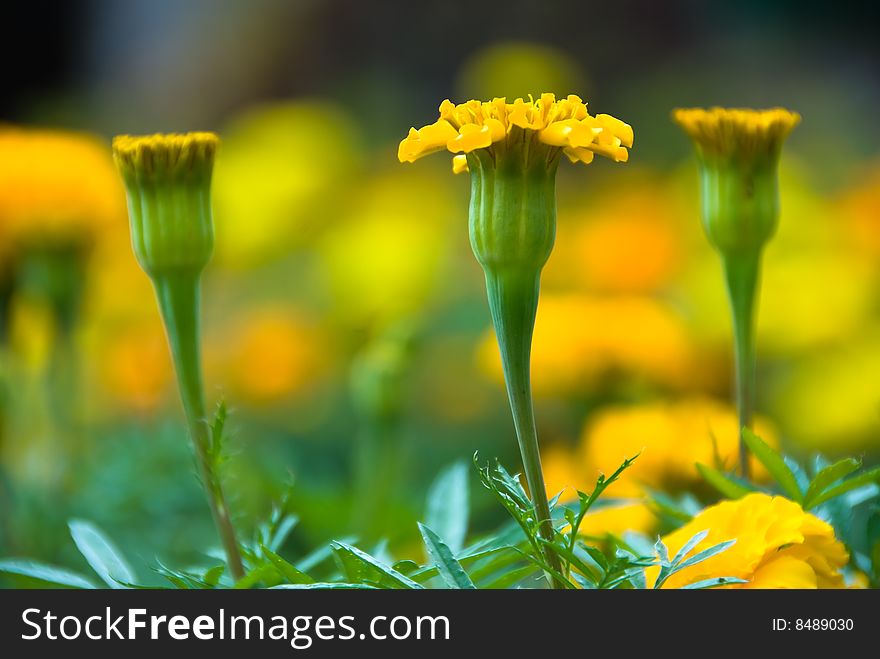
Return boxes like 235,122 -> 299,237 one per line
0,126 -> 125,245
399,94 -> 632,172
582,398 -> 777,491
649,493 -> 848,589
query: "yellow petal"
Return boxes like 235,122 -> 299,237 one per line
452,154 -> 469,174
596,114 -> 634,148
589,142 -> 629,162
448,123 -> 493,153
563,146 -> 595,165
397,120 -> 458,162
539,119 -> 600,148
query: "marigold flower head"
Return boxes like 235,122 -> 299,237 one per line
113,132 -> 219,186
672,107 -> 800,162
649,493 -> 848,589
399,94 -> 632,172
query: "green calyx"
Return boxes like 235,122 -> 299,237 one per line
467,135 -> 558,272
697,154 -> 780,255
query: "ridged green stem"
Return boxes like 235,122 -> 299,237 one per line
721,251 -> 761,479
484,268 -> 563,586
153,271 -> 244,581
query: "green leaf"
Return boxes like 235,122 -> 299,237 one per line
480,565 -> 541,589
68,519 -> 136,588
296,536 -> 356,573
0,559 -> 96,589
804,458 -> 862,509
202,565 -> 226,587
260,545 -> 314,585
696,463 -> 755,499
233,563 -> 280,590
806,467 -> 880,509
741,429 -> 802,502
331,542 -> 424,589
272,583 -> 379,590
417,523 -> 476,589
680,576 -> 748,589
424,462 -> 469,555
671,530 -> 709,566
675,540 -> 737,572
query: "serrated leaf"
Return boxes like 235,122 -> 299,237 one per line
260,545 -> 314,585
331,542 -> 424,589
680,576 -> 748,589
696,463 -> 754,499
425,462 -> 469,554
418,523 -> 476,589
69,519 -> 135,588
807,467 -> 880,509
0,559 -> 96,589
804,458 -> 861,509
742,429 -> 802,502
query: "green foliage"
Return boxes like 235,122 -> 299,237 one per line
699,429 -> 880,513
424,461 -> 469,554
68,519 -> 136,588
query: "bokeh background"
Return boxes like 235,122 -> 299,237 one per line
2,0 -> 879,578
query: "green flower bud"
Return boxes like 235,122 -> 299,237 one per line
113,132 -> 217,277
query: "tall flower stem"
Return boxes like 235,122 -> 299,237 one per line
484,267 -> 563,586
153,271 -> 244,582
722,252 -> 761,479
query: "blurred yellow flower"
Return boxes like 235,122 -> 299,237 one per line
542,445 -> 655,536
212,101 -> 362,267
771,328 -> 880,453
582,398 -> 777,491
455,42 -> 587,102
317,168 -> 455,324
399,94 -> 632,172
217,307 -> 327,406
649,493 -> 848,589
0,126 -> 125,246
477,293 -> 692,396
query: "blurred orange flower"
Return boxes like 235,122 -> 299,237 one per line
0,126 -> 125,246
477,292 -> 693,396
217,307 -> 328,406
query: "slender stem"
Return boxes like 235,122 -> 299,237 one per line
153,272 -> 245,581
484,268 -> 564,588
721,251 -> 761,480
352,416 -> 399,537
